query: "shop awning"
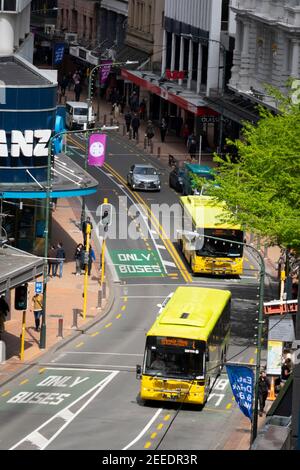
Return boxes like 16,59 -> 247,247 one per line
121,69 -> 218,117
0,153 -> 98,199
205,91 -> 262,124
0,245 -> 44,294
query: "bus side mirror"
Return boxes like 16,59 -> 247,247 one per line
136,365 -> 142,379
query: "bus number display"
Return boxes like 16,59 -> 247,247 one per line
158,338 -> 196,349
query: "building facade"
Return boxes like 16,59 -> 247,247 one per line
229,0 -> 300,108
0,0 -> 33,60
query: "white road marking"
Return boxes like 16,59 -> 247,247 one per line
9,371 -> 118,450
59,409 -> 74,422
61,352 -> 143,357
156,245 -> 167,250
123,408 -> 163,450
162,260 -> 176,268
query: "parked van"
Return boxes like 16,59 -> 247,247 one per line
65,101 -> 95,130
181,163 -> 214,195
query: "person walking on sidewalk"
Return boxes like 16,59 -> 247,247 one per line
82,216 -> 93,247
258,370 -> 270,416
160,118 -> 168,143
131,113 -> 140,141
88,245 -> 96,276
74,243 -> 84,276
56,242 -> 66,279
124,111 -> 132,134
187,133 -> 197,161
145,120 -> 155,146
0,295 -> 9,339
48,244 -> 57,277
32,293 -> 43,332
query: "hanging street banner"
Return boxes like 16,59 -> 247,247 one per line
88,134 -> 107,167
110,249 -> 165,278
99,60 -> 113,85
266,340 -> 283,375
226,365 -> 254,420
53,43 -> 65,65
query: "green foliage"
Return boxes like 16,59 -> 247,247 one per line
206,88 -> 300,249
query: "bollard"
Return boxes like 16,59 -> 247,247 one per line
144,136 -> 147,150
0,340 -> 6,364
104,114 -> 107,125
57,318 -> 63,338
72,308 -> 79,329
110,117 -> 114,126
102,281 -> 107,299
150,140 -> 154,154
157,146 -> 161,159
97,289 -> 102,309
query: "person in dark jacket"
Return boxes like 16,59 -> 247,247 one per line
55,242 -> 66,279
124,111 -> 132,134
160,118 -> 168,143
88,245 -> 96,276
187,133 -> 197,161
145,120 -> 155,146
131,114 -> 140,140
74,243 -> 84,276
258,370 -> 270,416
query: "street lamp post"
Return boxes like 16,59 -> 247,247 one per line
40,125 -> 118,349
181,33 -> 226,151
80,60 -> 139,225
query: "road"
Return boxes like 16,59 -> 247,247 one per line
0,130 -> 277,450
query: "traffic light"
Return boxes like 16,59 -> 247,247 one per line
14,284 -> 28,311
100,203 -> 112,233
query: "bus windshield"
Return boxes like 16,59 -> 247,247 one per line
144,337 -> 205,380
196,228 -> 244,258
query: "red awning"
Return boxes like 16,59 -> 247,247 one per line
121,69 -> 218,117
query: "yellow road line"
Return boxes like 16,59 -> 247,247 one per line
151,432 -> 157,439
69,136 -> 191,283
1,391 -> 10,397
249,358 -> 255,364
121,306 -> 126,311
250,264 -> 255,270
20,379 -> 29,385
39,368 -> 46,374
163,414 -> 171,421
91,331 -> 100,337
105,323 -> 112,328
123,297 -> 128,302
226,403 -> 232,410
116,314 -> 122,319
75,342 -> 84,348
157,423 -> 164,431
144,442 -> 152,449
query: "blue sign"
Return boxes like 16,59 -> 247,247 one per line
35,282 -> 43,294
226,365 -> 254,420
53,114 -> 66,155
53,43 -> 65,65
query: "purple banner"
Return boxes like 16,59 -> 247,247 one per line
88,134 -> 107,167
99,60 -> 113,85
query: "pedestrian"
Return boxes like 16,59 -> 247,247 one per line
258,370 -> 270,416
88,245 -> 96,276
129,91 -> 138,112
0,295 -> 9,339
60,75 -> 69,97
139,98 -> 146,120
160,118 -> 168,143
112,102 -> 121,124
32,293 -> 43,332
183,124 -> 190,145
74,81 -> 82,102
187,133 -> 197,161
56,242 -> 66,279
145,120 -> 155,146
124,111 -> 132,134
82,216 -> 93,246
48,244 -> 57,277
131,113 -> 140,140
74,243 -> 84,276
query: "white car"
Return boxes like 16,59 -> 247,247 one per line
127,164 -> 161,191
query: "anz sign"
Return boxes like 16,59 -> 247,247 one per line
0,129 -> 51,158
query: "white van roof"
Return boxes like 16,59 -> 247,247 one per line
66,101 -> 88,108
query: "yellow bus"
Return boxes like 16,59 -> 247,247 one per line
179,195 -> 244,275
136,286 -> 231,405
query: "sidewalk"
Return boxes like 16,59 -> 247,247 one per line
0,197 -> 109,385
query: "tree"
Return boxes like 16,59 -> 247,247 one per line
205,88 -> 300,249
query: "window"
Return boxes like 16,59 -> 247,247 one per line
3,0 -> 16,11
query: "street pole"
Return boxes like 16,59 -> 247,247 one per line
247,244 -> 265,445
83,222 -> 91,321
198,135 -> 202,165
